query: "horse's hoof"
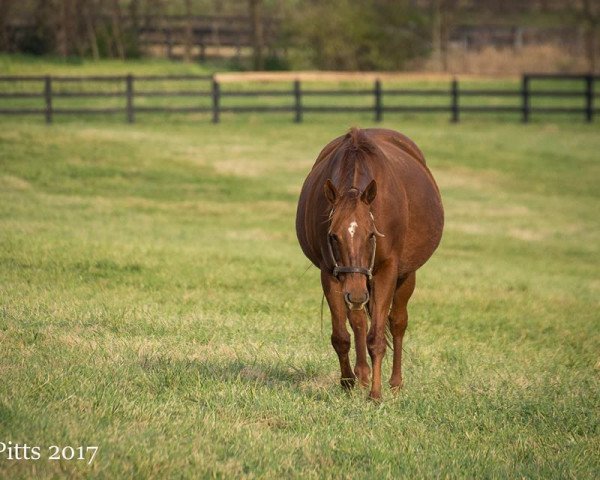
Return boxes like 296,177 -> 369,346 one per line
389,378 -> 404,394
355,367 -> 371,388
358,378 -> 370,388
340,376 -> 356,390
368,390 -> 382,402
390,384 -> 403,395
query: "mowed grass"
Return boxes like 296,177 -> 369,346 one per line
0,110 -> 599,479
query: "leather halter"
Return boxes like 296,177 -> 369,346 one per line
327,214 -> 377,280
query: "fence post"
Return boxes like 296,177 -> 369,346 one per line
521,75 -> 530,123
126,74 -> 134,124
374,79 -> 382,122
212,77 -> 220,124
585,74 -> 593,123
451,78 -> 459,123
293,79 -> 302,123
44,75 -> 52,124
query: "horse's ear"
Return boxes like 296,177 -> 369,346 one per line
324,179 -> 338,205
361,179 -> 377,205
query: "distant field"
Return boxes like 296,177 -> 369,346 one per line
1,57 -> 599,478
0,54 -> 216,76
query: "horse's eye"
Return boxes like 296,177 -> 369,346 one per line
329,234 -> 342,260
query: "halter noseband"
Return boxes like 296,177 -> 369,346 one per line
327,212 -> 377,280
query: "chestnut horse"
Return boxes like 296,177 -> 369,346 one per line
296,128 -> 443,399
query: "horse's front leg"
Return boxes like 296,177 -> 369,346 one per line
348,309 -> 370,387
321,271 -> 355,389
367,263 -> 397,400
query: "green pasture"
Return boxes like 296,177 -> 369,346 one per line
0,54 -> 216,76
1,58 -> 599,479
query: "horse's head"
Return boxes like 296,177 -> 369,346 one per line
324,178 -> 384,310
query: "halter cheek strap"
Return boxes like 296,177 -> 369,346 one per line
328,232 -> 377,280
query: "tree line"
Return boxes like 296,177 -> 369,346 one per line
0,0 -> 597,72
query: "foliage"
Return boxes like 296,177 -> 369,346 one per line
0,1 -> 596,71
282,0 -> 429,70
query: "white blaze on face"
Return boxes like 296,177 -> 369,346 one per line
348,221 -> 358,238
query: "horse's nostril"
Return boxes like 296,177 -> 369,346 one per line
345,291 -> 369,306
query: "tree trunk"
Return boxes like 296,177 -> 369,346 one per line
0,0 -> 13,51
585,24 -> 598,73
183,0 -> 193,62
83,0 -> 99,60
441,8 -> 449,72
249,0 -> 264,70
212,0 -> 222,56
431,0 -> 442,71
582,0 -> 599,73
110,0 -> 125,59
129,0 -> 141,57
56,0 -> 72,57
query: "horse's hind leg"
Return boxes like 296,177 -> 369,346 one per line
389,272 -> 416,390
348,309 -> 370,387
321,271 -> 355,389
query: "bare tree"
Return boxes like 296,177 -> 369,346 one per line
110,0 -> 125,59
56,0 -> 76,57
82,0 -> 99,60
129,0 -> 141,57
430,0 -> 459,71
249,0 -> 265,70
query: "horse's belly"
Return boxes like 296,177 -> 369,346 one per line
391,161 -> 444,274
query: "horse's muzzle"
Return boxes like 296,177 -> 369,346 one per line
344,291 -> 369,310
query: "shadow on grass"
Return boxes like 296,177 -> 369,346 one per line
138,353 -> 341,400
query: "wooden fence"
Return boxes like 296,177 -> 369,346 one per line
0,74 -> 597,124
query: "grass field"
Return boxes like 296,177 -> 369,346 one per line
1,60 -> 600,478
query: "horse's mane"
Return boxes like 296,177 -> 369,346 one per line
342,127 -> 377,156
324,128 -> 380,193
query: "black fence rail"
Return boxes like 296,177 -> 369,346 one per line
0,73 -> 597,124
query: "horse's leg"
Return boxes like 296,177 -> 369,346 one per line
321,271 -> 355,389
389,272 -> 416,391
348,309 -> 370,387
367,264 -> 397,400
